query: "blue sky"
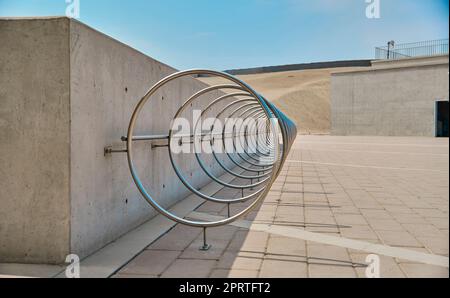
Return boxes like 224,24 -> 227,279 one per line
0,0 -> 448,70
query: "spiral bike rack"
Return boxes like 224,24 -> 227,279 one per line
105,69 -> 297,250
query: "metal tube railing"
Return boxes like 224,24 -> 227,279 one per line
375,39 -> 449,60
105,69 -> 297,250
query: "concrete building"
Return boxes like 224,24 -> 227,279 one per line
331,55 -> 449,137
0,17 -> 233,264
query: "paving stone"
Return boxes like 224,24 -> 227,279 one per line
237,231 -> 270,254
399,263 -> 449,278
179,238 -> 230,260
402,223 -> 444,238
207,225 -> 239,241
425,217 -> 450,230
259,260 -> 307,278
277,206 -> 304,216
414,208 -> 449,218
376,230 -> 423,247
227,230 -> 269,253
416,236 -> 449,256
112,273 -> 157,278
303,215 -> 337,225
307,244 -> 351,265
340,225 -> 380,241
209,269 -> 230,278
276,215 -> 307,225
217,252 -> 263,270
148,224 -> 201,251
308,264 -> 356,278
390,213 -> 428,224
161,259 -> 216,278
367,219 -> 405,232
245,211 -> 275,222
196,202 -> 226,213
332,205 -> 362,215
384,205 -> 415,214
210,269 -> 259,278
266,236 -> 306,256
118,250 -> 180,276
334,214 -> 368,225
359,209 -> 393,220
228,270 -> 260,278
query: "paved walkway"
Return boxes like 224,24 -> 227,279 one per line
114,136 -> 449,278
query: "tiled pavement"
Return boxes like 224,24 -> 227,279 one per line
114,136 -> 449,278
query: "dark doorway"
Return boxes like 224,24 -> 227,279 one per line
435,101 -> 449,137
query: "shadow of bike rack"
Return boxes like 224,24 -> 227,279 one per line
105,69 -> 297,250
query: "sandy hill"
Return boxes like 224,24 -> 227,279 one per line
200,68 -> 353,134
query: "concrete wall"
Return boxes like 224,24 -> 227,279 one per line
0,18 -> 71,264
68,19 -> 232,259
331,55 -> 449,136
0,17 -> 233,264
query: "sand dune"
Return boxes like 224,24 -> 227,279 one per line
200,68 -> 345,134
237,69 -> 333,134
201,69 -> 336,134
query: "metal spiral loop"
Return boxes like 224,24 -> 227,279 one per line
125,69 -> 297,229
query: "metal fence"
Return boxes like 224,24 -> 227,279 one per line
375,39 -> 449,60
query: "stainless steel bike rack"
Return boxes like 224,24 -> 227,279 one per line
106,69 -> 297,250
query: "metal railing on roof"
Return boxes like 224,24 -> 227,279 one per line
375,39 -> 449,60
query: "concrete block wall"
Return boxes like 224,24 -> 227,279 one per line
0,17 -> 234,264
331,55 -> 449,136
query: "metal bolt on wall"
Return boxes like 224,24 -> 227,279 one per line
106,69 -> 297,250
